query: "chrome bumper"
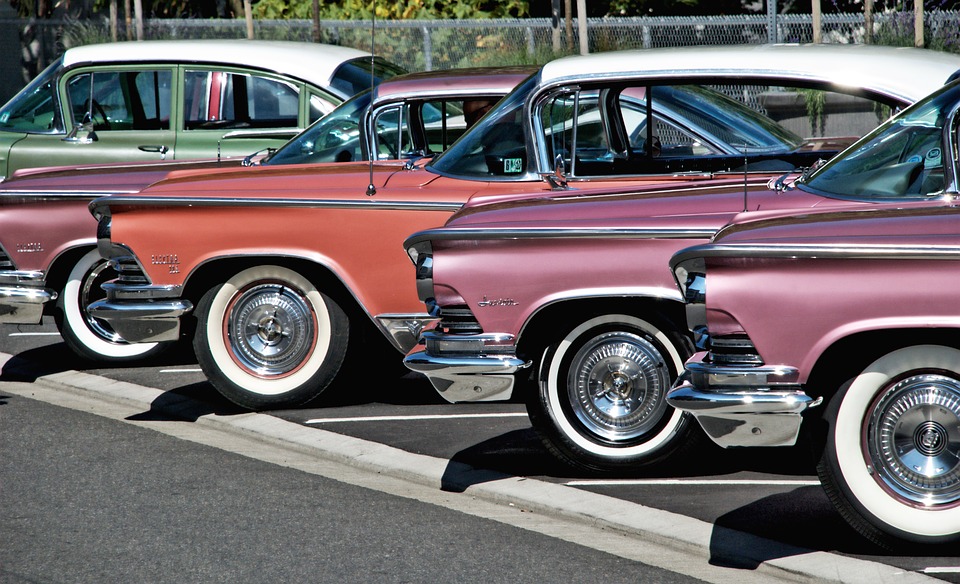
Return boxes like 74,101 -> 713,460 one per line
0,271 -> 57,324
403,332 -> 531,402
666,352 -> 821,448
87,283 -> 192,343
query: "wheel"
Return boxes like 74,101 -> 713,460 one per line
193,265 -> 348,410
56,248 -> 165,362
818,345 -> 960,546
528,314 -> 698,472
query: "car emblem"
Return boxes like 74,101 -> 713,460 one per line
478,295 -> 518,307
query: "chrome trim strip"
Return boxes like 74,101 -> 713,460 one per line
406,226 -> 716,247
0,190 -> 138,198
91,196 -> 463,216
674,242 -> 960,265
100,282 -> 182,301
0,270 -> 46,285
87,297 -> 193,343
404,348 -> 530,403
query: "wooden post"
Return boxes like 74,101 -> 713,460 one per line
312,0 -> 321,43
812,0 -> 821,43
124,0 -> 132,41
565,0 -> 573,51
864,0 -> 873,44
915,0 -> 924,48
551,0 -> 561,52
133,0 -> 143,41
576,0 -> 587,55
244,0 -> 254,40
109,0 -> 117,42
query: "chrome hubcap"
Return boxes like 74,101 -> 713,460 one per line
867,374 -> 960,507
567,331 -> 669,443
227,283 -> 316,378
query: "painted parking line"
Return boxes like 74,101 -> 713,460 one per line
923,567 -> 960,574
8,332 -> 60,336
306,413 -> 528,424
159,368 -> 204,374
566,479 -> 821,487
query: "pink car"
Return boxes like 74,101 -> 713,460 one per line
667,79 -> 960,546
403,50 -> 960,474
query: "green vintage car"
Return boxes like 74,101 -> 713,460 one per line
0,39 -> 406,180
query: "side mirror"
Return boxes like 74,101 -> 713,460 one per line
63,122 -> 98,144
541,153 -> 569,190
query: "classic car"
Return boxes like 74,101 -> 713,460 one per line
401,49 -> 960,472
666,78 -> 960,547
0,66 -> 533,363
87,44 -> 960,411
0,39 -> 407,179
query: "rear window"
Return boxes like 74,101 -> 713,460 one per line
329,56 -> 407,98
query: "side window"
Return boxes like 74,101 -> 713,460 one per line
308,90 -> 339,124
622,104 -> 723,158
540,90 -> 609,174
66,69 -> 171,131
184,70 -> 300,130
372,105 -> 415,160
421,99 -> 468,154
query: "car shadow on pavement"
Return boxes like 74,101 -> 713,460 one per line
1,341 -> 98,381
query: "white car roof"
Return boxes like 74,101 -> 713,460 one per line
62,40 -> 371,94
541,44 -> 960,104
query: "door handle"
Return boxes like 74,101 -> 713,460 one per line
138,145 -> 170,159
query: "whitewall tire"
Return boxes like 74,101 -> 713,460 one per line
57,249 -> 164,362
820,345 -> 960,545
193,265 -> 348,410
528,314 -> 697,472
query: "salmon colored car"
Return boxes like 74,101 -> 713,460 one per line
0,66 -> 532,363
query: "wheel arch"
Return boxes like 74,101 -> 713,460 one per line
803,327 -> 960,454
179,254 -> 387,348
43,244 -> 98,314
515,294 -> 691,370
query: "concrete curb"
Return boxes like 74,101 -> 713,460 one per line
11,355 -> 936,584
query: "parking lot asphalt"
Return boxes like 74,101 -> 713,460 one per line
1,348 -> 944,584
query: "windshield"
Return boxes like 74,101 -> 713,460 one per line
264,90 -> 371,165
0,57 -> 64,134
329,56 -> 407,99
427,73 -> 537,180
802,82 -> 960,200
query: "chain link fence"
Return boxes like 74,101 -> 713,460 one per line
3,10 -> 959,101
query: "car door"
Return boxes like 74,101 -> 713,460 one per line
174,67 -> 333,161
5,65 -> 177,174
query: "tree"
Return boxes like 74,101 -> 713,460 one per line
253,0 -> 530,20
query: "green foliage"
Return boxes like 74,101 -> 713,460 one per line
253,0 -> 529,20
800,88 -> 825,136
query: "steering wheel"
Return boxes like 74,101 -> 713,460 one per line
84,99 -> 111,130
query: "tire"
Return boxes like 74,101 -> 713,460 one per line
193,265 -> 348,410
818,345 -> 960,547
56,248 -> 165,362
528,314 -> 699,472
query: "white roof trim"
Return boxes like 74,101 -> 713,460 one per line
62,40 -> 370,91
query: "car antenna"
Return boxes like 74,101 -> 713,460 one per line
742,151 -> 748,213
365,1 -> 377,197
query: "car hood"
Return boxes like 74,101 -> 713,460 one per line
134,160 -> 441,200
436,175 -> 833,234
710,199 -> 960,247
0,158 -> 245,195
